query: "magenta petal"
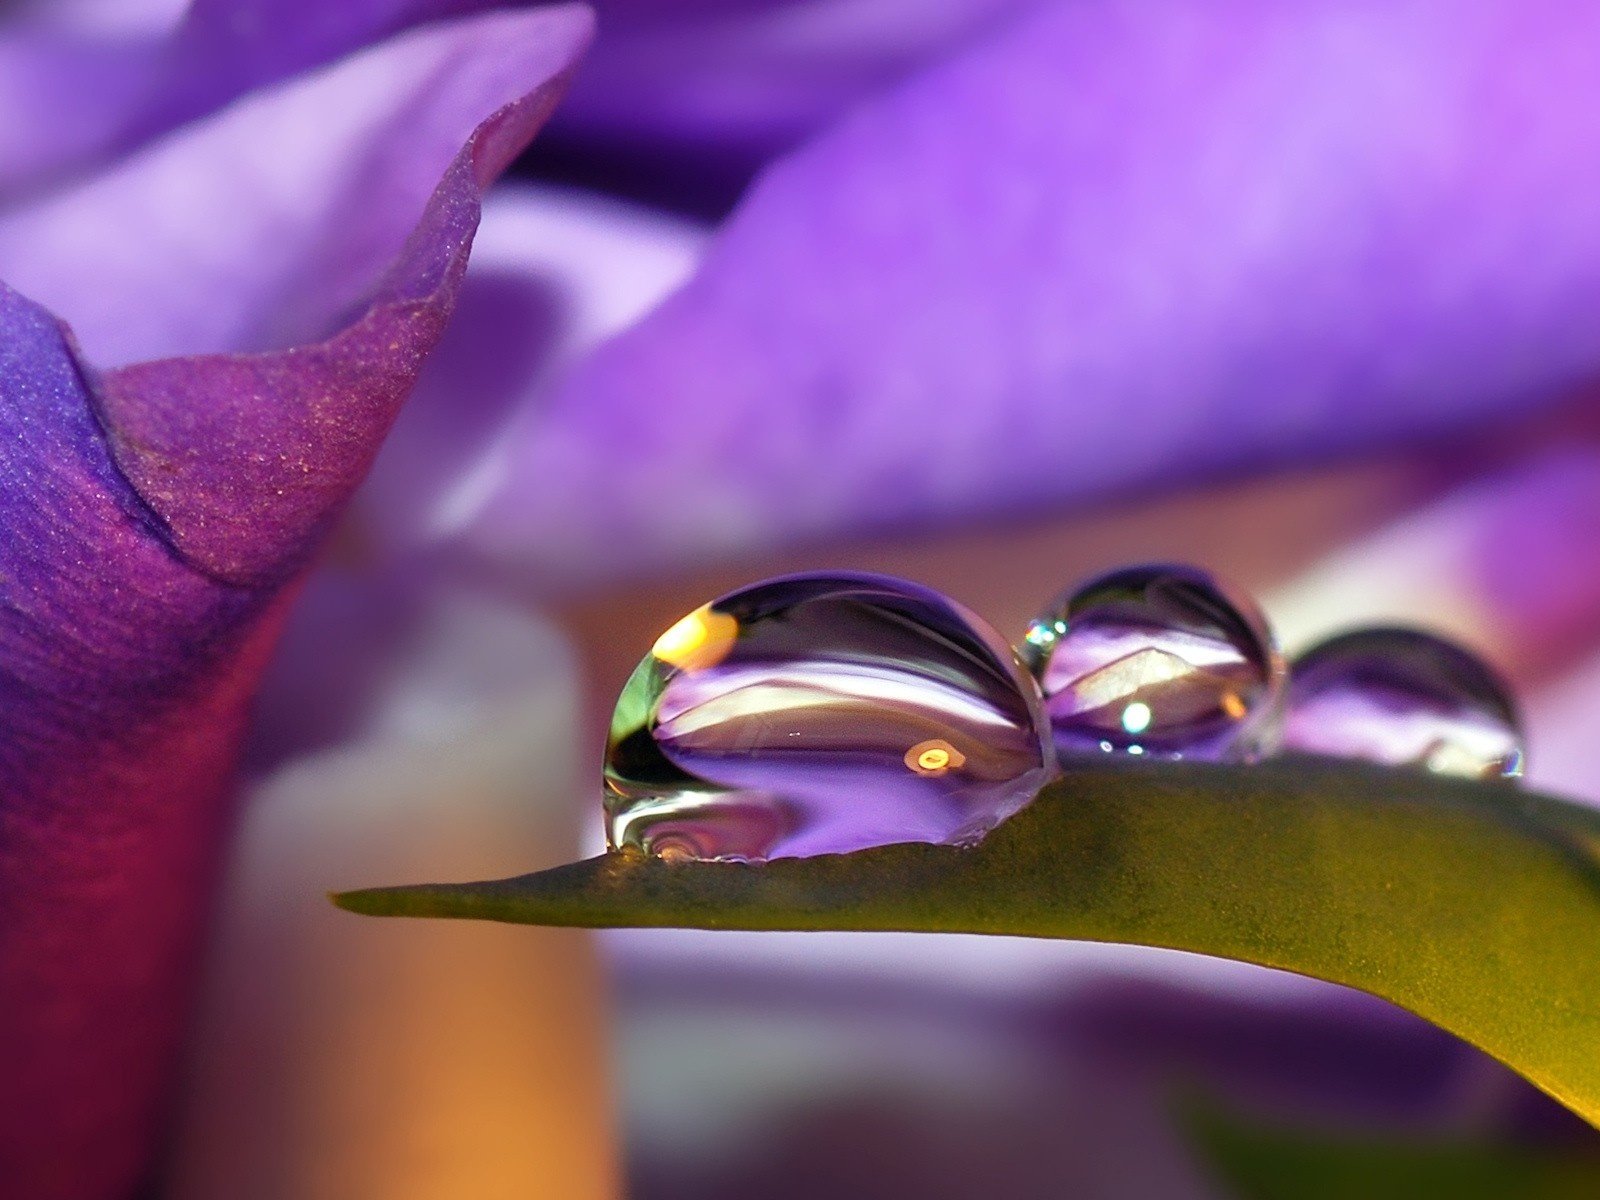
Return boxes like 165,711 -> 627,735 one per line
0,281 -> 277,1200
472,0 -> 1600,589
0,12 -> 590,1197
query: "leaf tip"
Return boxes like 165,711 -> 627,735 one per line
328,887 -> 401,917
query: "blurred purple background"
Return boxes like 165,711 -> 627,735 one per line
3,1 -> 1600,1196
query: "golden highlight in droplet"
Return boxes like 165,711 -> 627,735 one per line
651,605 -> 740,673
1220,691 -> 1247,720
654,839 -> 696,864
905,739 -> 966,777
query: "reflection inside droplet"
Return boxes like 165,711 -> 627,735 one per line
605,572 -> 1054,861
650,605 -> 739,672
1283,627 -> 1524,781
1121,702 -> 1152,735
1022,563 -> 1284,762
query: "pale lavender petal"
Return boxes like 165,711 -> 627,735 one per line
0,0 -> 516,199
1261,444 -> 1600,794
1474,448 -> 1600,670
470,0 -> 1600,592
0,28 -> 166,195
4,0 -> 185,36
352,183 -> 704,557
1270,446 -> 1600,667
1526,651 -> 1600,804
120,0 -> 508,145
0,7 -> 590,369
0,9 -> 591,1194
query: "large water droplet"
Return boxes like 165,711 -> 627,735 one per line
1283,627 -> 1524,780
1022,563 -> 1284,761
604,572 -> 1053,861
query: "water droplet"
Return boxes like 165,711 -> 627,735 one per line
1283,627 -> 1524,780
1022,563 -> 1284,761
605,572 -> 1054,861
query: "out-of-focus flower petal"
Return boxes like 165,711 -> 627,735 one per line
1527,652 -> 1600,803
1259,443 -> 1600,801
0,9 -> 592,1196
0,0 -> 525,200
6,0 -> 186,35
470,0 -> 1600,593
240,185 -> 701,767
541,0 -> 1037,213
619,968 -> 1582,1198
0,28 -> 166,196
355,183 -> 705,558
0,7 -> 589,368
1474,451 -> 1600,671
1258,445 -> 1600,798
119,0 -> 516,148
1270,446 -> 1600,675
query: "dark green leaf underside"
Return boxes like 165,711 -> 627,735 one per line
1183,1095 -> 1600,1199
334,759 -> 1600,1126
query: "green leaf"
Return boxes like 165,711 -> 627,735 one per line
1182,1094 -> 1600,1199
333,758 -> 1600,1125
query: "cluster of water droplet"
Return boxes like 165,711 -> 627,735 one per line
603,565 -> 1523,863
604,573 -> 1052,862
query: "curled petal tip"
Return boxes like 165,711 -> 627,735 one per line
88,6 -> 593,589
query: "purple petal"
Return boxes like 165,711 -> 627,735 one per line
0,0 -> 522,199
13,0 -> 186,31
470,0 -> 1600,592
126,0 -> 511,142
0,9 -> 590,1195
351,183 -> 704,558
619,967 -> 1581,1197
1269,446 -> 1600,668
238,186 -> 702,771
1528,651 -> 1600,804
1473,448 -> 1600,672
0,7 -> 590,368
1256,444 -> 1600,796
541,0 -> 1035,213
0,26 -> 166,196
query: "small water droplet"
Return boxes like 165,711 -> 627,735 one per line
605,572 -> 1054,861
1022,563 -> 1284,761
1283,627 -> 1524,780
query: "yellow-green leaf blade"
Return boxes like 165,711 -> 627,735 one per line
333,759 -> 1600,1125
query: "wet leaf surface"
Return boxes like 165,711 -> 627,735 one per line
335,758 -> 1600,1125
